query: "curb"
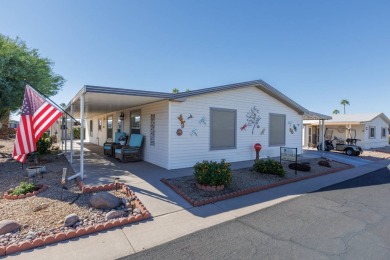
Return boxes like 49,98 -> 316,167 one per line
161,164 -> 355,207
4,181 -> 152,256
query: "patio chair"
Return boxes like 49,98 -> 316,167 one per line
103,131 -> 127,156
114,134 -> 144,162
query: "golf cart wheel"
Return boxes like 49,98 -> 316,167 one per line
345,148 -> 354,156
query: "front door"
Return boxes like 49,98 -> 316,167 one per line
107,115 -> 113,140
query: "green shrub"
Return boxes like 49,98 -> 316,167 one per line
36,133 -> 53,155
73,126 -> 80,139
193,159 -> 232,186
253,158 -> 285,177
10,182 -> 38,195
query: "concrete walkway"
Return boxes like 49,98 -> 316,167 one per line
9,143 -> 390,259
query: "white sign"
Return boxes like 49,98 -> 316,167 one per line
281,147 -> 297,161
61,168 -> 67,185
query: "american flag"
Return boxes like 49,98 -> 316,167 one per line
13,85 -> 63,163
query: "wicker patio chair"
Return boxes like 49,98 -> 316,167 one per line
114,134 -> 144,162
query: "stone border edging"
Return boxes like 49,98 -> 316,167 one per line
0,180 -> 152,256
2,184 -> 49,200
195,183 -> 225,191
161,165 -> 354,207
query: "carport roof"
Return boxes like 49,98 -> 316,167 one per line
66,80 -> 331,120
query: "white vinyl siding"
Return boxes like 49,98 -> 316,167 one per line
168,86 -> 303,169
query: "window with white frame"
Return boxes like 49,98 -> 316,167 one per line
369,126 -> 376,138
89,120 -> 93,137
381,127 -> 386,138
269,113 -> 286,146
98,118 -> 102,131
210,108 -> 236,150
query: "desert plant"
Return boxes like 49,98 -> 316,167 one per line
253,158 -> 285,177
10,182 -> 38,195
193,159 -> 232,186
36,132 -> 53,155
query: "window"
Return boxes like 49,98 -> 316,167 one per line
269,113 -> 286,146
130,110 -> 141,134
381,127 -> 387,138
210,108 -> 236,150
98,119 -> 102,131
369,126 -> 375,139
89,120 -> 93,137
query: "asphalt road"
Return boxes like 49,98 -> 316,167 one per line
120,166 -> 390,260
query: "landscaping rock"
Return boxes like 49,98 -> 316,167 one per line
0,220 -> 20,235
288,163 -> 311,172
64,213 -> 79,227
318,160 -> 331,168
89,191 -> 122,210
105,210 -> 125,221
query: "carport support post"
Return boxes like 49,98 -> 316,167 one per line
80,94 -> 85,180
65,113 -> 68,154
70,104 -> 74,164
321,119 -> 325,151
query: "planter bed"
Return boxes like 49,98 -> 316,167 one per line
162,158 -> 353,207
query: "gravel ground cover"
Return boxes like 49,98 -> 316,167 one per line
0,139 -> 137,248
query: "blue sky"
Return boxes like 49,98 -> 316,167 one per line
1,0 -> 389,118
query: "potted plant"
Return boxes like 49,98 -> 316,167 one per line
193,159 -> 232,191
118,134 -> 127,145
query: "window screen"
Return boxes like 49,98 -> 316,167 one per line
210,108 -> 236,150
369,126 -> 375,138
381,127 -> 386,138
89,120 -> 93,137
269,113 -> 286,146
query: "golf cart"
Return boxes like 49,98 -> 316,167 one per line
317,128 -> 363,156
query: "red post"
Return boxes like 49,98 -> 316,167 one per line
254,143 -> 262,160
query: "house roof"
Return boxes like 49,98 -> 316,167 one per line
328,113 -> 390,125
304,113 -> 390,126
66,80 -> 331,120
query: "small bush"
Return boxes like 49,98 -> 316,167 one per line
193,159 -> 232,186
253,158 -> 285,177
36,133 -> 53,155
10,182 -> 38,196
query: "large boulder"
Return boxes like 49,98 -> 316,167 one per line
89,192 -> 122,210
64,213 -> 79,227
0,220 -> 20,235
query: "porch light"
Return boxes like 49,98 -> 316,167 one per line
254,143 -> 262,160
119,112 -> 124,121
114,177 -> 120,191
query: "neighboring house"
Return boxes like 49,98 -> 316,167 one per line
66,80 -> 328,170
8,120 -> 19,129
303,113 -> 390,149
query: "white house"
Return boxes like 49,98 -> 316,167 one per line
303,113 -> 390,149
66,80 -> 329,170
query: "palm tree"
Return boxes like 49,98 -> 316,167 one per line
340,99 -> 350,114
333,109 -> 340,114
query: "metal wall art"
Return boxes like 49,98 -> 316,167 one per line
241,106 -> 261,134
150,114 -> 155,146
288,121 -> 300,134
178,114 -> 186,128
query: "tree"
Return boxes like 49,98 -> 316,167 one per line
0,34 -> 65,121
333,109 -> 340,114
172,88 -> 179,94
340,99 -> 350,114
